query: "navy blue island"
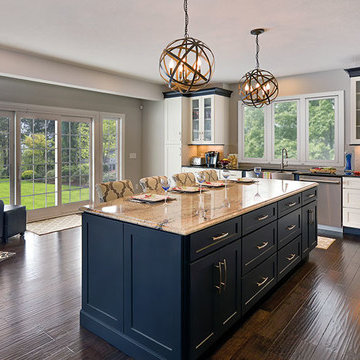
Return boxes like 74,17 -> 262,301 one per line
80,179 -> 318,360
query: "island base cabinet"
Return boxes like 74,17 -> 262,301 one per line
301,201 -> 318,258
189,239 -> 241,359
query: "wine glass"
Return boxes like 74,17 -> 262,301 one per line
161,177 -> 170,205
254,167 -> 262,179
196,173 -> 205,195
222,169 -> 230,190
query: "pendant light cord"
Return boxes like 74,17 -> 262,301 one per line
255,34 -> 260,69
184,0 -> 189,37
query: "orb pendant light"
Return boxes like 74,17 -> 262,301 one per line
159,0 -> 215,93
239,29 -> 278,108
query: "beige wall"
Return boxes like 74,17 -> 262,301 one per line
0,76 -> 143,185
141,100 -> 165,178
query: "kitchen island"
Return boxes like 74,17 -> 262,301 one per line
80,179 -> 318,360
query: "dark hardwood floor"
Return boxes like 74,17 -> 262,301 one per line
1,229 -> 360,359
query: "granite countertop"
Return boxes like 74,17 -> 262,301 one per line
183,164 -> 360,178
81,179 -> 317,236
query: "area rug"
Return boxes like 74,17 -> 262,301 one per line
27,214 -> 82,236
316,236 -> 336,250
0,251 -> 16,263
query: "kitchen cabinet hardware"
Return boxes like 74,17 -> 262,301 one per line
212,232 -> 229,241
256,241 -> 269,249
287,202 -> 297,207
257,214 -> 269,221
257,276 -> 269,287
287,224 -> 296,231
286,253 -> 296,261
214,262 -> 222,294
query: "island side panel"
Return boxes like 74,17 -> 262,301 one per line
81,213 -> 124,331
124,223 -> 183,360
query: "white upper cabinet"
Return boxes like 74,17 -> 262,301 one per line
350,77 -> 360,144
190,93 -> 229,145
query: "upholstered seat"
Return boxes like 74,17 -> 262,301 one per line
172,172 -> 197,187
95,180 -> 134,202
139,176 -> 168,193
199,169 -> 218,182
0,201 -> 27,243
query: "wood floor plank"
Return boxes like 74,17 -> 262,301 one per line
1,230 -> 360,359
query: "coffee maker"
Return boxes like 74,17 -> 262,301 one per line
205,151 -> 219,167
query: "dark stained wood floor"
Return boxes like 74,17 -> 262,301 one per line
1,229 -> 360,360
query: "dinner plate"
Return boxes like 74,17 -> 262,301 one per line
130,193 -> 174,203
202,181 -> 225,187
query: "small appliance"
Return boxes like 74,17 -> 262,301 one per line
205,151 -> 219,168
191,156 -> 205,166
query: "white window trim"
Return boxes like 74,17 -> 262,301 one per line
238,90 -> 345,167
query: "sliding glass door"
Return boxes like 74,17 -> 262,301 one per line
0,111 -> 14,205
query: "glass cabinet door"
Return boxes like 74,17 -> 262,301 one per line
192,99 -> 200,142
203,97 -> 212,142
356,81 -> 360,140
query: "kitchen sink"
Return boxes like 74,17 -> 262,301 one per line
270,171 -> 294,180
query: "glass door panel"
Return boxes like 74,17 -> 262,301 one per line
61,120 -> 90,204
192,99 -> 200,141
0,112 -> 13,204
19,116 -> 57,210
356,81 -> 360,139
102,118 -> 118,182
203,97 -> 212,141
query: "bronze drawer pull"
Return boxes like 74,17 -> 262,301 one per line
257,277 -> 269,287
257,214 -> 269,221
307,194 -> 315,198
257,241 -> 269,250
287,201 -> 297,207
286,253 -> 296,261
214,262 -> 222,294
287,224 -> 296,231
212,232 -> 229,241
220,259 -> 227,291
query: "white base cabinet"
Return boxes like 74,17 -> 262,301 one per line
343,177 -> 360,228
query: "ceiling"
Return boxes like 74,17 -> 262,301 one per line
1,0 -> 360,84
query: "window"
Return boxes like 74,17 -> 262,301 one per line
101,113 -> 124,182
239,91 -> 344,166
243,106 -> 265,160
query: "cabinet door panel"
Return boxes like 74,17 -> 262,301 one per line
189,252 -> 218,357
301,201 -> 317,257
343,188 -> 360,209
278,235 -> 301,281
216,240 -> 241,330
124,224 -> 182,360
82,213 -> 124,331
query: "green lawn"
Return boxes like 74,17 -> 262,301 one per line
0,180 -> 89,209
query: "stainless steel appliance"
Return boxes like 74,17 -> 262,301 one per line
205,151 -> 219,167
191,156 -> 205,166
299,175 -> 342,231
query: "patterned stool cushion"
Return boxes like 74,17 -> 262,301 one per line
95,180 -> 134,202
139,176 -> 168,193
172,172 -> 197,187
199,169 -> 218,182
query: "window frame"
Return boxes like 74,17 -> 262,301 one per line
238,90 -> 345,167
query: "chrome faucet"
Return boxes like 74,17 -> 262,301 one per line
281,148 -> 288,170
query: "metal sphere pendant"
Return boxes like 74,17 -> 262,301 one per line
239,68 -> 279,108
159,36 -> 215,93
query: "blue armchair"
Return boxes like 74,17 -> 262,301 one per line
0,200 -> 26,243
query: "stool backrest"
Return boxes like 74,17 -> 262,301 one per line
95,180 -> 134,203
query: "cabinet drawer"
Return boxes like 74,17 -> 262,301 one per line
278,235 -> 301,281
278,208 -> 301,249
343,188 -> 360,209
343,207 -> 360,228
242,254 -> 277,314
242,203 -> 277,236
302,187 -> 317,205
278,193 -> 301,217
242,222 -> 277,275
189,217 -> 241,261
343,177 -> 360,189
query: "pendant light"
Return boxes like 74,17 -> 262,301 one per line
159,0 -> 215,93
239,29 -> 278,108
